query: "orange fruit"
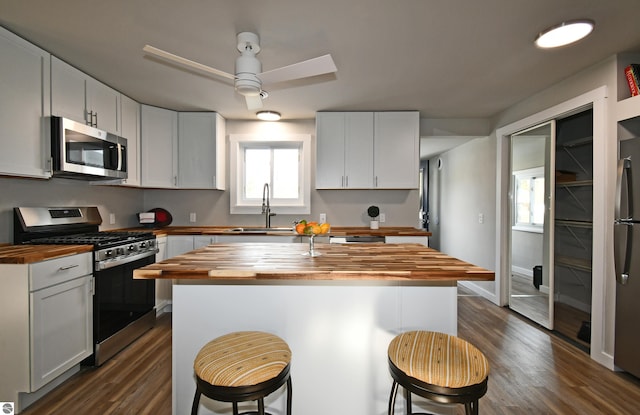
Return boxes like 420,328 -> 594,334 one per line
310,224 -> 322,234
320,223 -> 331,234
295,223 -> 306,234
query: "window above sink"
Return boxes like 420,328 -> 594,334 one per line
229,133 -> 311,215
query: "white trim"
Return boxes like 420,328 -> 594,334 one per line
495,86 -> 611,369
229,133 -> 311,215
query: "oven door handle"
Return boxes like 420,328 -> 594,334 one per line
95,249 -> 158,271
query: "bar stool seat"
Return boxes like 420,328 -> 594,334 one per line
387,331 -> 489,415
191,331 -> 292,415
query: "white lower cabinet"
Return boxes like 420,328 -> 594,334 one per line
154,236 -> 171,314
30,275 -> 93,390
0,252 -> 93,413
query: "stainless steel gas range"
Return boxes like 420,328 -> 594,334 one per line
14,206 -> 158,366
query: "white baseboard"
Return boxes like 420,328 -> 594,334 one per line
458,281 -> 498,305
512,265 -> 533,277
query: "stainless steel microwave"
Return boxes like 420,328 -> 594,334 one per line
51,116 -> 127,180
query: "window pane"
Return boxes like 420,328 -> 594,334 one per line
515,178 -> 531,224
273,148 -> 299,199
245,148 -> 271,199
532,177 -> 545,225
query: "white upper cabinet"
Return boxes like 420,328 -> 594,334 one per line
316,112 -> 346,188
177,112 -> 226,190
316,112 -> 374,189
86,77 -> 120,134
51,56 -> 120,135
316,111 -> 418,189
0,26 -> 51,179
120,95 -> 140,186
374,111 -> 419,189
140,106 -> 225,189
141,105 -> 178,188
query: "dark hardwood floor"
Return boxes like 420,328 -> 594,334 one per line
22,289 -> 640,414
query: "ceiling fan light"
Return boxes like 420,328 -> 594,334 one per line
535,19 -> 594,48
257,111 -> 281,121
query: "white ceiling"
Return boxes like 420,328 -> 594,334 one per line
1,0 -> 639,123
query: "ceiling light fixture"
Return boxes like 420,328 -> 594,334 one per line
535,19 -> 595,48
256,111 -> 281,121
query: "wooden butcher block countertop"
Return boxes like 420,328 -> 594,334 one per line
128,226 -> 431,237
133,242 -> 493,282
0,244 -> 93,264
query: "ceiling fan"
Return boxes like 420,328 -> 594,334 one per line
143,32 -> 337,110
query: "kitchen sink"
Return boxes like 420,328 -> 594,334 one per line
225,227 -> 294,233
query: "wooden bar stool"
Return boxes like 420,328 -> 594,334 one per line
387,331 -> 489,415
191,331 -> 292,415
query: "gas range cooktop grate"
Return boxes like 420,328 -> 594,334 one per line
28,231 -> 155,248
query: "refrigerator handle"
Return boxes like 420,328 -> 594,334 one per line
616,157 -> 633,220
615,157 -> 633,285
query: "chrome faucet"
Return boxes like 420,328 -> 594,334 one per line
261,183 -> 276,228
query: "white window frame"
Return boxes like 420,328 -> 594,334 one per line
512,166 -> 544,233
229,133 -> 311,215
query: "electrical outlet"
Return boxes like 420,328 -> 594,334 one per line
319,213 -> 327,223
478,213 -> 484,224
380,213 -> 386,223
109,213 -> 116,225
190,212 -> 197,223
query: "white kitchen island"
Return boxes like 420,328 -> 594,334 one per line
133,242 -> 494,415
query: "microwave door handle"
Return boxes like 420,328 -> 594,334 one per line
117,143 -> 123,171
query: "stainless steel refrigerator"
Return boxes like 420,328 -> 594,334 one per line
614,138 -> 640,378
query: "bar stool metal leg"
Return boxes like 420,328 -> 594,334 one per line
191,390 -> 201,415
388,380 -> 399,415
286,377 -> 293,415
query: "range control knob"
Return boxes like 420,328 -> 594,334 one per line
105,250 -> 113,257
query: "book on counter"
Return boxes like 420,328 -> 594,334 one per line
624,64 -> 640,97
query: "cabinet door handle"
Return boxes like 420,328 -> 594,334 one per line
58,264 -> 79,271
345,176 -> 349,187
86,110 -> 93,126
93,111 -> 98,127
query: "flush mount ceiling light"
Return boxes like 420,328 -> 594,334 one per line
256,111 -> 281,121
535,19 -> 595,48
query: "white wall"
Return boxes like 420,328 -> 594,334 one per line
143,119 -> 420,227
429,136 -> 497,298
0,177 -> 144,243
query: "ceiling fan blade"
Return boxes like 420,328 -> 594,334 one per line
258,54 -> 337,86
143,45 -> 236,81
245,95 -> 263,110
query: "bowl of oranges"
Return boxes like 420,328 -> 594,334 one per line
295,220 -> 330,257
295,220 -> 331,236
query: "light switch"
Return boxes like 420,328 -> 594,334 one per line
190,212 -> 197,223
